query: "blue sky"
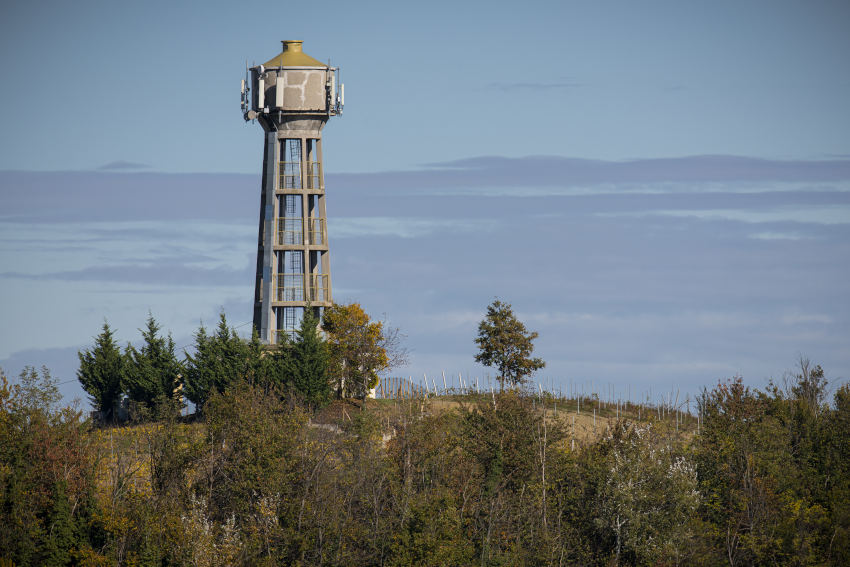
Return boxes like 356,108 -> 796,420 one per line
1,0 -> 849,405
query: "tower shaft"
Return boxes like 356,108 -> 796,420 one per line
244,40 -> 342,343
253,127 -> 332,342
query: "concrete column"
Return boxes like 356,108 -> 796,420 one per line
256,131 -> 278,342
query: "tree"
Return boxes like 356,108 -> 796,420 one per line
0,366 -> 103,566
183,313 -> 250,411
823,384 -> 850,565
474,299 -> 544,390
123,313 -> 183,411
245,326 -> 276,389
791,356 -> 828,417
10,365 -> 61,415
594,421 -> 699,566
695,377 -> 792,566
322,303 -> 405,400
77,321 -> 125,422
287,309 -> 331,409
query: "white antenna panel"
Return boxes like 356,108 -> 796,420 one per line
275,74 -> 284,107
258,77 -> 265,109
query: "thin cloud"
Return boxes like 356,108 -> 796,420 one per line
748,231 -> 809,241
331,155 -> 850,197
0,262 -> 251,286
97,160 -> 151,171
602,205 -> 850,225
332,217 -> 497,239
488,81 -> 584,91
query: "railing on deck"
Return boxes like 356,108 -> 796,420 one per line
276,217 -> 303,245
278,161 -> 322,190
273,273 -> 330,303
279,161 -> 301,189
273,274 -> 304,301
309,274 -> 330,302
275,217 -> 327,246
305,161 -> 322,190
308,218 -> 326,245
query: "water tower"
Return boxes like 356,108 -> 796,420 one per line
242,40 -> 344,343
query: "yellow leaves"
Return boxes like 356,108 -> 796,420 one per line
322,303 -> 392,398
70,545 -> 113,567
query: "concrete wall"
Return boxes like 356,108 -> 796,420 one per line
260,69 -> 327,112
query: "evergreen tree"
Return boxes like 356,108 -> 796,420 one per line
184,313 -> 249,411
288,310 -> 330,409
43,481 -> 75,566
245,326 -> 275,388
124,313 -> 183,410
77,321 -> 124,422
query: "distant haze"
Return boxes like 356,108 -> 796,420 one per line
2,155 -> 848,404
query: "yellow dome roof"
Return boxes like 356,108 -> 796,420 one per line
263,40 -> 327,68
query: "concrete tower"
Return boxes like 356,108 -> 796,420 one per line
242,40 -> 343,343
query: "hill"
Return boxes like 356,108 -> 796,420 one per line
1,372 -> 848,566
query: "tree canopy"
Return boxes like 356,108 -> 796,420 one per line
6,355 -> 850,565
286,309 -> 331,409
184,312 -> 252,411
474,299 -> 545,390
77,321 -> 124,422
322,303 -> 395,400
123,313 -> 183,412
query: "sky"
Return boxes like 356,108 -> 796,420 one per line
1,0 -> 849,406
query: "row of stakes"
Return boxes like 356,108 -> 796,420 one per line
375,372 -> 700,434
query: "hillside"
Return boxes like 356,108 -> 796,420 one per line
1,373 -> 847,566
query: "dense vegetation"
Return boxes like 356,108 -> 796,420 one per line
1,356 -> 848,565
76,305 -> 397,423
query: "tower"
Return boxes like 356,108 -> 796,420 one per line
242,40 -> 343,343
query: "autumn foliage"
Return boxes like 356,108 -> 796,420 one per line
2,354 -> 849,565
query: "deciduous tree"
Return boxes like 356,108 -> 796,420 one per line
322,303 -> 404,400
594,421 -> 699,566
474,299 -> 544,390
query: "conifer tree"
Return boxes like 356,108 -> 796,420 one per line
124,313 -> 183,410
43,480 -> 75,566
244,326 -> 273,387
288,310 -> 330,409
77,321 -> 124,422
184,313 -> 249,411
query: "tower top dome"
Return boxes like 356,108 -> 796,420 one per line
263,40 -> 327,68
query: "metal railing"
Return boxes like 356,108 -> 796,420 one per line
273,273 -> 330,303
308,217 -> 326,245
273,274 -> 305,302
305,161 -> 322,190
279,161 -> 301,189
275,217 -> 326,246
310,274 -> 330,302
276,217 -> 303,245
278,161 -> 322,190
